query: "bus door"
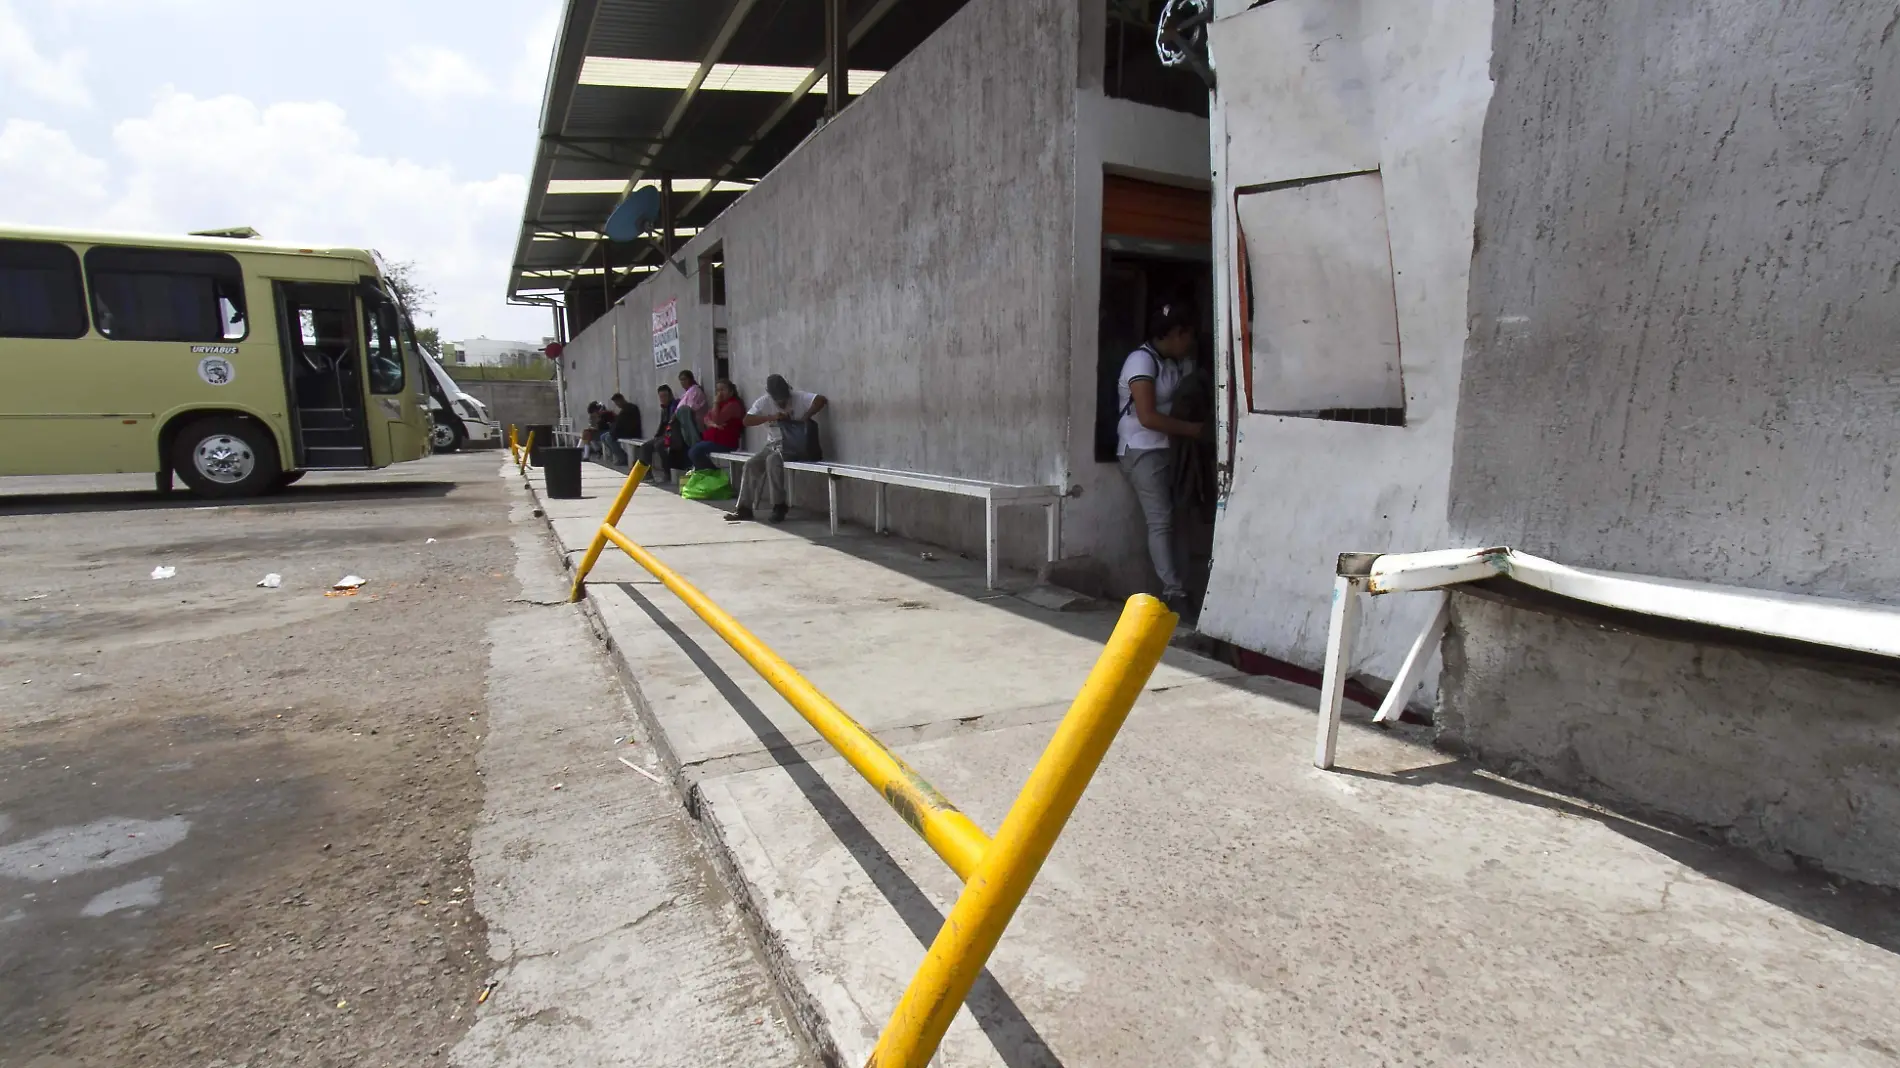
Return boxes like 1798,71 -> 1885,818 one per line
274,282 -> 370,469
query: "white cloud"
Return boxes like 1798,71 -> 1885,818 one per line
509,11 -> 561,106
0,119 -> 110,219
4,91 -> 541,338
0,0 -> 91,107
390,45 -> 494,102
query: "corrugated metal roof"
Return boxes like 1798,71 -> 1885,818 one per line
507,0 -> 972,308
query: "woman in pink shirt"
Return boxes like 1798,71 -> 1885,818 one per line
676,369 -> 711,423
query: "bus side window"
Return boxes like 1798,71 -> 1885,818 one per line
83,247 -> 248,343
0,240 -> 89,340
365,301 -> 405,395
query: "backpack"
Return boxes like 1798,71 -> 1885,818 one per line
780,417 -> 824,462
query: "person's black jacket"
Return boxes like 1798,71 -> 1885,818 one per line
611,404 -> 641,438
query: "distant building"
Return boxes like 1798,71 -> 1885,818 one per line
455,338 -> 547,368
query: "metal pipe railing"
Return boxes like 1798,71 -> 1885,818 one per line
565,460 -> 1176,1067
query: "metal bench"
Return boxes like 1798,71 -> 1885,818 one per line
707,452 -> 1062,590
1313,545 -> 1900,770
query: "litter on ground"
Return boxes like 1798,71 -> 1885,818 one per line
150,566 -> 176,580
258,574 -> 283,589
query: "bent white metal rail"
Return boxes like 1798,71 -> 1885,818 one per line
1314,546 -> 1900,769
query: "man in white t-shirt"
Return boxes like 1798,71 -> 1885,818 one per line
727,373 -> 828,523
1116,300 -> 1204,615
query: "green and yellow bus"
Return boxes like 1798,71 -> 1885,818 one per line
0,225 -> 432,497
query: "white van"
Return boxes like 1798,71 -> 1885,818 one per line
420,349 -> 497,451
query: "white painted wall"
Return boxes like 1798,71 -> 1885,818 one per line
1199,0 -> 1494,686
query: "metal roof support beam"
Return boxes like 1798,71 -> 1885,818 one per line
561,0 -> 764,305
825,0 -> 847,118
679,0 -> 907,220
661,173 -> 675,258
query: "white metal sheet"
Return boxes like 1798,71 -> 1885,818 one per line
1238,172 -> 1405,412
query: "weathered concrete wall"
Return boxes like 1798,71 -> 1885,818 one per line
1450,0 -> 1900,595
560,0 -> 1083,566
1441,596 -> 1900,887
715,0 -> 1079,563
457,379 -> 558,436
560,224 -> 730,441
1442,0 -> 1900,884
1197,0 -> 1495,681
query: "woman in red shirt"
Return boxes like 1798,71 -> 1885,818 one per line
688,379 -> 747,470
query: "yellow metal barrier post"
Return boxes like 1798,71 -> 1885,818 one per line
596,522 -> 995,879
567,461 -> 649,602
507,425 -> 519,464
865,594 -> 1174,1067
518,430 -> 536,474
571,492 -> 1175,1066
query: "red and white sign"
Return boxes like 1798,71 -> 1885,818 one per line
651,298 -> 680,368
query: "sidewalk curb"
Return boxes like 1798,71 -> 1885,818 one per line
510,468 -> 853,1068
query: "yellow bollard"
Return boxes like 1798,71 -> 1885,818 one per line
865,594 -> 1176,1068
568,462 -> 649,601
599,523 -> 995,881
519,430 -> 536,473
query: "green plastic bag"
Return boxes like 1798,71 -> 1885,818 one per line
679,468 -> 735,500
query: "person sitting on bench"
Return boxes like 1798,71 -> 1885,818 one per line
688,378 -> 745,471
726,374 -> 826,524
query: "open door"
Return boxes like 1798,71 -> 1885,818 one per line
274,282 -> 370,468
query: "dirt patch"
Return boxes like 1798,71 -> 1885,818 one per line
0,460 -> 514,1067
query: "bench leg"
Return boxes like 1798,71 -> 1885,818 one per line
827,474 -> 840,536
874,483 -> 888,534
1373,592 -> 1450,724
1044,498 -> 1061,565
984,498 -> 999,590
1314,575 -> 1363,770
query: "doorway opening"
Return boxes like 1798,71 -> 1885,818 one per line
1095,174 -> 1216,609
275,281 -> 369,468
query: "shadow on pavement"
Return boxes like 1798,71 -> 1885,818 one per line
619,582 -> 1066,1068
0,481 -> 458,517
1332,760 -> 1900,956
646,491 -> 1900,967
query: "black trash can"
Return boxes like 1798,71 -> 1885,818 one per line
541,446 -> 584,499
524,423 -> 557,467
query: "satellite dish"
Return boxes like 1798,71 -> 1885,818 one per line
603,185 -> 662,243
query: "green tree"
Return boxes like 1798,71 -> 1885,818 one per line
382,259 -> 435,318
415,325 -> 441,355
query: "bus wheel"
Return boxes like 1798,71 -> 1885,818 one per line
432,418 -> 464,453
172,417 -> 281,498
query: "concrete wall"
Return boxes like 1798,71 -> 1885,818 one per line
1441,596 -> 1900,887
457,379 -> 558,436
557,0 -> 1221,582
1440,0 -> 1900,884
562,0 -> 1118,575
1450,0 -> 1900,596
1197,0 -> 1495,681
561,244 -> 728,439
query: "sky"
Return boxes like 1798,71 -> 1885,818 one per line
0,0 -> 562,342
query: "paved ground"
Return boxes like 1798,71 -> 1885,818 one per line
0,454 -> 807,1068
541,459 -> 1900,1068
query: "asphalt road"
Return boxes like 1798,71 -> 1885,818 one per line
0,452 -> 808,1068
0,455 -> 515,1066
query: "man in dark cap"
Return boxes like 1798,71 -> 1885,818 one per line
728,373 -> 827,523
